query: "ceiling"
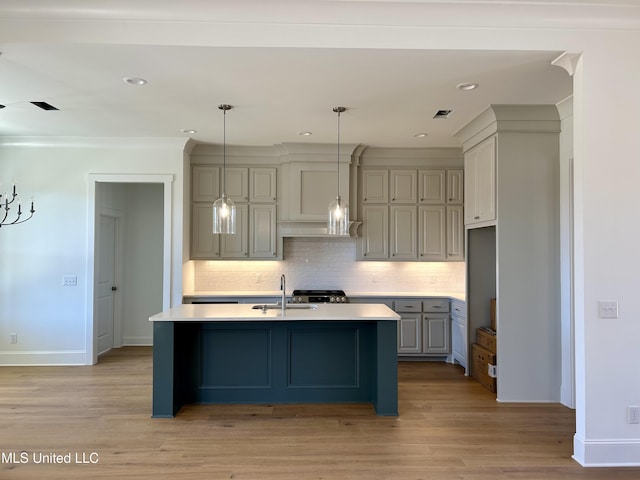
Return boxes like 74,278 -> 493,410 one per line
0,1 -> 575,149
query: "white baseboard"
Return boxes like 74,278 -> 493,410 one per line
573,433 -> 640,466
0,350 -> 87,366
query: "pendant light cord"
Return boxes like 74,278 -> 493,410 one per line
219,104 -> 232,195
223,107 -> 227,195
333,106 -> 346,199
336,109 -> 341,198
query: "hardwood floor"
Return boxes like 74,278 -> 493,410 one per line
1,347 -> 639,479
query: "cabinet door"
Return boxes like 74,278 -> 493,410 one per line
362,169 -> 389,203
464,136 -> 496,224
361,205 -> 389,259
446,169 -> 464,204
451,316 -> 467,368
220,204 -> 248,258
250,168 -> 277,203
418,205 -> 446,261
398,314 -> 422,354
223,167 -> 249,203
446,205 -> 464,261
390,170 -> 417,203
250,204 -> 277,258
192,166 -> 220,202
390,206 -> 417,259
191,203 -> 219,259
418,169 -> 445,204
422,314 -> 450,354
289,162 -> 348,220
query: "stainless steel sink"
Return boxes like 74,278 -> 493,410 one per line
252,303 -> 318,311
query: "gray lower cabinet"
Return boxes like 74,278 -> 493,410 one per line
451,300 -> 467,370
394,298 -> 450,357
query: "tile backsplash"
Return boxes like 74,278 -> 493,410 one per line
193,238 -> 465,294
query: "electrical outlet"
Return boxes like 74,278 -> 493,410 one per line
9,333 -> 17,344
598,301 -> 619,318
63,275 -> 78,287
629,406 -> 640,424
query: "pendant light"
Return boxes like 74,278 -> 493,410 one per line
212,104 -> 236,234
328,106 -> 349,235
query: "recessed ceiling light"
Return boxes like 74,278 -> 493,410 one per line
123,77 -> 147,86
456,82 -> 479,91
413,133 -> 428,138
181,129 -> 197,134
297,131 -> 312,136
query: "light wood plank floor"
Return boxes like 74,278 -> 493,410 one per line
1,347 -> 639,479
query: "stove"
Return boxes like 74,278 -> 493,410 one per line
291,289 -> 349,304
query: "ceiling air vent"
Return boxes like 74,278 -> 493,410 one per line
433,109 -> 453,119
31,101 -> 59,111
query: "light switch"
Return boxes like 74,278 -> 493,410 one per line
598,301 -> 619,318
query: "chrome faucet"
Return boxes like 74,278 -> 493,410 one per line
280,274 -> 286,313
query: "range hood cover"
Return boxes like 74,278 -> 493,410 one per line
278,220 -> 360,238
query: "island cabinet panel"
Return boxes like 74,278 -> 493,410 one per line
152,320 -> 397,416
200,328 -> 272,387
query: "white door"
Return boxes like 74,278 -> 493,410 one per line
97,215 -> 117,355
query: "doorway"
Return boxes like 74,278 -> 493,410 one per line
87,174 -> 173,365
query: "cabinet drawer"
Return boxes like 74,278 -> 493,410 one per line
422,299 -> 450,313
394,300 -> 422,313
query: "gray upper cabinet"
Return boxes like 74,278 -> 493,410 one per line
361,205 -> 389,259
418,169 -> 445,204
464,136 -> 496,225
250,168 -> 277,203
224,167 -> 249,203
362,169 -> 389,204
446,169 -> 464,204
359,167 -> 464,262
191,164 -> 278,260
390,169 -> 417,203
192,166 -> 220,202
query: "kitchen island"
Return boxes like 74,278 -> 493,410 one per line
149,303 -> 400,417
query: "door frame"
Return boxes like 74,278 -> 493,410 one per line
86,174 -> 173,365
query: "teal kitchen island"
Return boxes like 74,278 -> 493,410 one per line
149,303 -> 400,417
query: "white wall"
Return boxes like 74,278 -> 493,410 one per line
0,139 -> 186,365
193,237 -> 465,295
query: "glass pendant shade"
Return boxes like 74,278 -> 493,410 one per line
328,195 -> 349,235
212,193 -> 236,234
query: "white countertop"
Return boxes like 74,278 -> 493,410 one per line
150,303 -> 401,322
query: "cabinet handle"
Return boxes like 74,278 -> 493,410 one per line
364,198 -> 367,201
474,216 -> 480,220
392,198 -> 396,201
